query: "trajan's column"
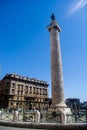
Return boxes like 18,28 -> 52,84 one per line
48,14 -> 66,109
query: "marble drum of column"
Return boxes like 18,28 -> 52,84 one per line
48,14 -> 66,109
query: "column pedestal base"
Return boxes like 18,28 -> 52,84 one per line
47,103 -> 72,123
49,102 -> 67,111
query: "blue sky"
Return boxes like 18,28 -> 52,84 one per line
0,0 -> 87,102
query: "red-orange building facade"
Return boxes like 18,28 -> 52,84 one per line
0,74 -> 49,111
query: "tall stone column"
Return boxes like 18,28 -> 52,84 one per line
48,14 -> 66,109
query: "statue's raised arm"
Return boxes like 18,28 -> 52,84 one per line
50,13 -> 55,20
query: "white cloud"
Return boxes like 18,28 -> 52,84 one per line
69,0 -> 87,15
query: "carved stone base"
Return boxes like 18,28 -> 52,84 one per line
47,104 -> 72,123
55,102 -> 67,108
57,108 -> 72,123
49,102 -> 67,111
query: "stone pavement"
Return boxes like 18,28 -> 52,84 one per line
0,120 -> 87,130
0,126 -> 46,130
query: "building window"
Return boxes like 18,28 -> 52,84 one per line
11,89 -> 15,95
11,102 -> 13,105
21,85 -> 23,90
17,90 -> 20,95
30,86 -> 32,91
40,88 -> 42,95
21,91 -> 23,95
5,89 -> 9,94
18,84 -> 20,89
17,96 -> 19,100
25,91 -> 28,95
10,96 -> 13,99
36,88 -> 39,94
25,86 -> 28,90
6,82 -> 10,86
6,82 -> 10,89
43,89 -> 47,95
17,102 -> 19,106
33,87 -> 35,94
12,83 -> 15,88
20,103 -> 22,106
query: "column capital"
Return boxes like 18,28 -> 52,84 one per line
48,14 -> 61,32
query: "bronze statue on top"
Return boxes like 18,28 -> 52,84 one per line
50,13 -> 55,20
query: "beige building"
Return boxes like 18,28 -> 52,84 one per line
0,74 -> 49,111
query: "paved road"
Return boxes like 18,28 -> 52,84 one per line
0,126 -> 48,130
